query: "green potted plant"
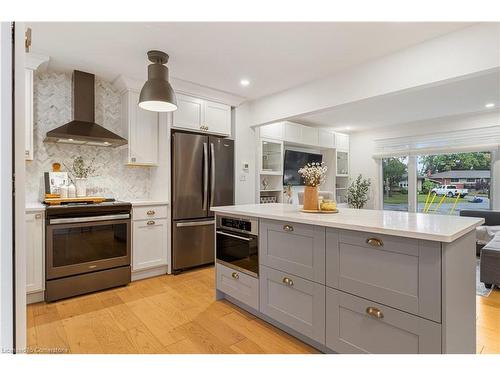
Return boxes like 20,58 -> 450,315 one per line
347,174 -> 371,209
64,156 -> 97,197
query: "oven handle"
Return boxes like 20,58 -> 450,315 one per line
49,213 -> 130,225
176,220 -> 215,227
216,230 -> 251,242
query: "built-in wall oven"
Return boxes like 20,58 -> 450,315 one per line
216,215 -> 259,277
45,201 -> 132,302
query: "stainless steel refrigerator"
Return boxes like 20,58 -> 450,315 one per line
171,131 -> 234,273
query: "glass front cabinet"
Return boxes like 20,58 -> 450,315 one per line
260,138 -> 283,175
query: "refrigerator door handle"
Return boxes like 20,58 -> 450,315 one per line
176,220 -> 215,227
210,142 -> 216,208
203,142 -> 208,211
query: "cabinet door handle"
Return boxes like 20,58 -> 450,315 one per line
366,306 -> 384,319
366,238 -> 383,247
25,150 -> 30,156
283,224 -> 294,232
231,272 -> 239,280
147,210 -> 155,216
147,220 -> 155,225
282,277 -> 294,286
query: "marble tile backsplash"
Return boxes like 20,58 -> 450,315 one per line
26,71 -> 152,203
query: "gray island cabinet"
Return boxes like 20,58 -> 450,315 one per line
212,203 -> 484,354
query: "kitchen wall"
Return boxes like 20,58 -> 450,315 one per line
25,71 -> 152,203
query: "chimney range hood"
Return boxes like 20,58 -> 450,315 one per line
44,70 -> 127,147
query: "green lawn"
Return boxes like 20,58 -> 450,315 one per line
383,193 -> 469,204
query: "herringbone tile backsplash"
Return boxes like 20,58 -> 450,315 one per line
26,71 -> 152,203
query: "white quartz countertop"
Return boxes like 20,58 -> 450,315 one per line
25,202 -> 46,212
130,200 -> 169,207
211,203 -> 484,243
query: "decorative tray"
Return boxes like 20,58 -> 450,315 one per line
301,209 -> 339,214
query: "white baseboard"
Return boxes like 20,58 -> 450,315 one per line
132,265 -> 168,281
27,291 -> 44,304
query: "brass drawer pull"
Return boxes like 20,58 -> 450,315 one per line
366,237 -> 383,247
283,224 -> 294,232
147,210 -> 155,216
147,220 -> 155,225
366,306 -> 384,319
231,272 -> 239,280
282,277 -> 294,286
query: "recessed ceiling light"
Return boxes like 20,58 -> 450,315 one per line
240,79 -> 250,86
485,103 -> 495,108
68,138 -> 74,142
345,126 -> 351,130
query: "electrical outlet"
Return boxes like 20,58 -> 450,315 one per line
239,175 -> 246,182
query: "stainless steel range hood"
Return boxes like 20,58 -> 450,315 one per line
44,70 -> 127,147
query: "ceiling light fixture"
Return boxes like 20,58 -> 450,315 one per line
240,79 -> 250,86
485,103 -> 495,109
139,50 -> 177,112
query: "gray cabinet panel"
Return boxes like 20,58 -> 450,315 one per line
216,263 -> 259,310
326,288 -> 441,354
260,265 -> 325,344
326,228 -> 441,322
260,219 -> 325,283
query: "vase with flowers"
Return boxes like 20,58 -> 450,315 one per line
298,162 -> 328,210
64,156 -> 97,197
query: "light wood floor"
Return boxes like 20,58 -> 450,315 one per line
27,267 -> 318,354
27,267 -> 500,354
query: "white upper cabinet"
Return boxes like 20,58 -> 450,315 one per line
173,93 -> 231,136
334,132 -> 349,150
25,53 -> 49,161
121,90 -> 159,166
174,93 -> 204,131
204,100 -> 232,135
259,123 -> 284,140
301,126 -> 319,146
318,129 -> 335,148
283,122 -> 303,144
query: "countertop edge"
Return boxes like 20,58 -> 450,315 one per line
211,206 -> 484,243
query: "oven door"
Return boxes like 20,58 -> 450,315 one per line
216,229 -> 258,277
46,218 -> 131,280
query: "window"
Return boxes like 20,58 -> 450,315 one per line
382,157 -> 408,212
417,152 -> 491,215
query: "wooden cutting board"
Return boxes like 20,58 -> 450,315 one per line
44,196 -> 107,206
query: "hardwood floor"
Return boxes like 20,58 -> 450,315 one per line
27,267 -> 500,354
27,267 -> 318,354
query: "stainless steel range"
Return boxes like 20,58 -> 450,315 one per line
45,200 -> 132,302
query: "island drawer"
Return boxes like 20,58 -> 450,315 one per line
259,265 -> 325,344
260,219 -> 325,283
216,263 -> 259,310
133,205 -> 168,221
326,229 -> 441,322
325,287 -> 442,354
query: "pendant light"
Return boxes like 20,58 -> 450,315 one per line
139,50 -> 177,112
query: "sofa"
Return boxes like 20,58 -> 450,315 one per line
460,209 -> 500,288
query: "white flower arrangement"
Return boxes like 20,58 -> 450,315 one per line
298,162 -> 328,187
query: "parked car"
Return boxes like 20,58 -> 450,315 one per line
431,185 -> 468,197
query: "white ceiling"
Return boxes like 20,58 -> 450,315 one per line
27,22 -> 473,100
292,69 -> 500,132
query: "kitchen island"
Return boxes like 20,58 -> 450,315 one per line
211,203 -> 484,354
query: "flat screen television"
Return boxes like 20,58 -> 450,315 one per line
283,150 -> 323,186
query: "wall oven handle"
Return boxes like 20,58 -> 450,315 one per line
202,142 -> 208,211
176,220 -> 215,228
49,214 -> 130,225
210,142 -> 215,208
216,230 -> 251,242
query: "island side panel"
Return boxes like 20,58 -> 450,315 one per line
441,230 -> 476,354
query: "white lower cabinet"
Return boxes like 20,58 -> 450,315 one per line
26,211 -> 44,295
216,263 -> 259,310
132,204 -> 169,274
325,288 -> 441,354
259,265 -> 325,344
132,219 -> 168,271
